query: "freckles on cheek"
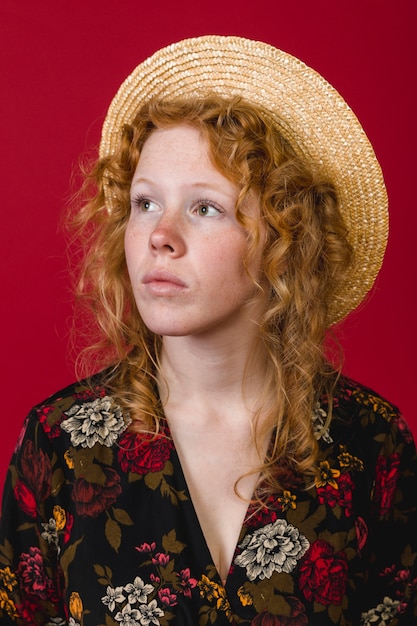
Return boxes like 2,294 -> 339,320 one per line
123,227 -> 131,256
124,253 -> 139,290
124,227 -> 141,268
123,241 -> 132,276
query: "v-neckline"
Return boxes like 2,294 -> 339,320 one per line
163,417 -> 254,587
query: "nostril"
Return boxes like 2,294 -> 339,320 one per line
151,240 -> 175,253
149,220 -> 185,257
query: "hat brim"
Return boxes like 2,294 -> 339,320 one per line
100,35 -> 388,326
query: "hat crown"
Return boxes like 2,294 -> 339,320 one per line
100,35 -> 388,325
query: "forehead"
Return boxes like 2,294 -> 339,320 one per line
138,124 -> 208,163
132,124 -> 237,192
130,124 -> 262,224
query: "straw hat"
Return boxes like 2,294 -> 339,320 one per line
100,35 -> 388,325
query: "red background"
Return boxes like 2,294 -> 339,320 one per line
1,0 -> 416,496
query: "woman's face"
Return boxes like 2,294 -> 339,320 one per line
125,124 -> 265,339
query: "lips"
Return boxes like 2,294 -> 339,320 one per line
142,269 -> 187,295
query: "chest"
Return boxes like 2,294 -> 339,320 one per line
59,462 -> 363,626
57,421 -> 369,626
179,445 -> 261,582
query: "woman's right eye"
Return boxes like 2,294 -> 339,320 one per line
132,195 -> 158,212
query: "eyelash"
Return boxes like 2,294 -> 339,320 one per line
194,198 -> 223,216
131,194 -> 223,216
132,194 -> 155,211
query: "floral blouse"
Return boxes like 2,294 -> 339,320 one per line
0,372 -> 416,625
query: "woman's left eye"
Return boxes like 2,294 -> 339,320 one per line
195,202 -> 221,217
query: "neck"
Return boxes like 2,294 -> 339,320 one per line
158,328 -> 268,426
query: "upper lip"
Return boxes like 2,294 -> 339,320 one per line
142,269 -> 187,287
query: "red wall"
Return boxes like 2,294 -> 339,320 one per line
1,0 -> 416,494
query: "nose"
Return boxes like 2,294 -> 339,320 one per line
149,212 -> 186,257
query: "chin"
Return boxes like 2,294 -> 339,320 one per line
141,320 -> 192,337
142,320 -> 216,339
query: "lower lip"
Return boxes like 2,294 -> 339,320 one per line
143,280 -> 187,296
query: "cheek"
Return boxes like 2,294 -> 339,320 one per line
124,226 -> 141,275
124,235 -> 133,278
229,234 -> 260,279
201,237 -> 245,275
211,238 -> 255,288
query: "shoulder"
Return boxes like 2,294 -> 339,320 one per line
320,375 -> 415,455
21,368 -> 128,448
331,375 -> 400,423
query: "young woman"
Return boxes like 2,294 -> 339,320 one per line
0,36 -> 415,626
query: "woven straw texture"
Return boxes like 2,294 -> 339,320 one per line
100,35 -> 388,325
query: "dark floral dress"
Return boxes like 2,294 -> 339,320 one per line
0,372 -> 416,625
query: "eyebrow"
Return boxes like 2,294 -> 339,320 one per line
130,177 -> 238,200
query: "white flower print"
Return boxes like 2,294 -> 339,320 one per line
360,596 -> 400,625
115,603 -> 141,625
124,576 -> 154,604
41,518 -> 59,551
234,518 -> 310,581
102,585 -> 126,612
61,396 -> 129,448
311,403 -> 333,443
102,576 -> 164,626
46,619 -> 67,626
137,599 -> 164,625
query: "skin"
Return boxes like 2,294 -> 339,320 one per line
125,124 -> 266,342
125,124 -> 270,583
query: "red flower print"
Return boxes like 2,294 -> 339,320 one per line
152,552 -> 170,566
72,467 -> 121,517
245,501 -> 278,527
251,598 -> 307,626
380,564 -> 396,577
150,573 -> 161,584
316,472 -> 355,516
158,587 -> 178,606
14,480 -> 37,518
37,404 -> 61,438
20,440 -> 51,502
63,511 -> 74,543
16,547 -> 52,599
374,453 -> 400,516
177,568 -> 198,598
276,459 -> 305,492
299,540 -> 348,606
16,597 -> 40,625
75,386 -> 106,402
136,541 -> 157,553
394,415 -> 414,444
355,516 -> 368,555
117,431 -> 173,474
395,569 -> 410,583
